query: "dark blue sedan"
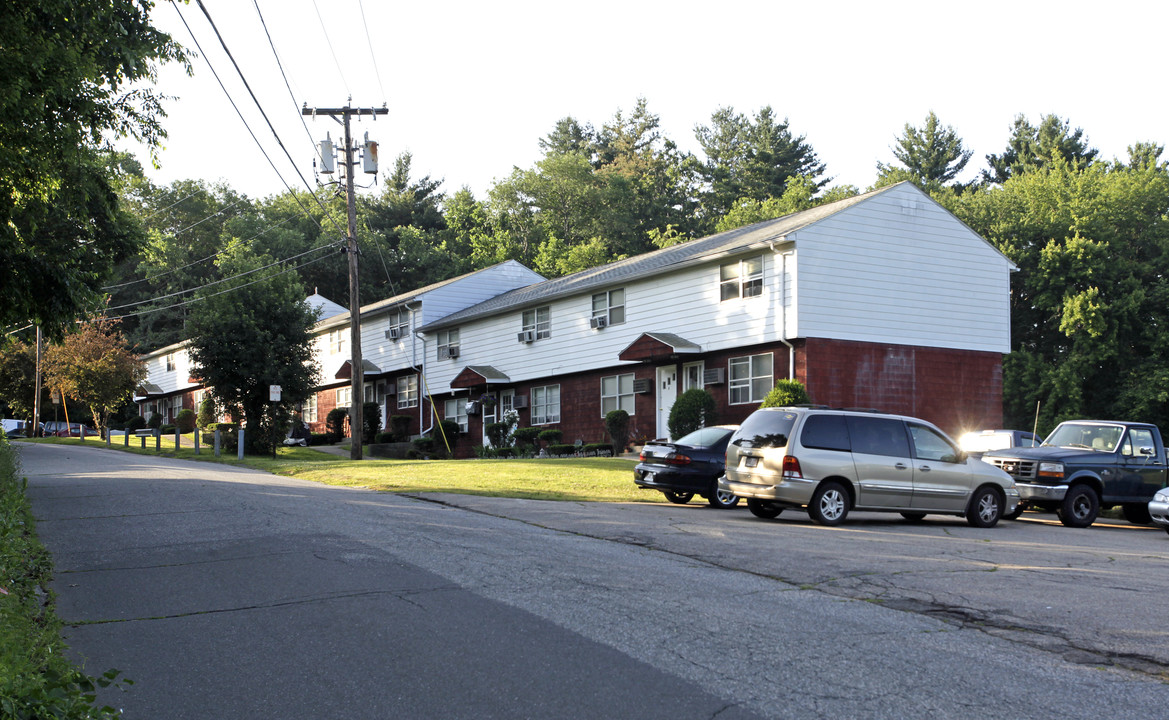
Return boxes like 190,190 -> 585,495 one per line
634,425 -> 739,508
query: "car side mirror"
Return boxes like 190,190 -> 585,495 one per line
1140,446 -> 1155,456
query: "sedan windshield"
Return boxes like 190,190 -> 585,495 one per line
1043,423 -> 1125,452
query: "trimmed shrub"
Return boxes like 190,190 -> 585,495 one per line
412,437 -> 436,454
388,414 -> 412,442
175,408 -> 197,434
362,401 -> 381,444
325,407 -> 348,443
547,443 -> 576,456
147,412 -> 162,430
605,409 -> 630,452
668,388 -> 717,440
126,415 -> 146,432
197,397 -> 216,430
374,431 -> 396,444
485,422 -> 510,448
759,379 -> 810,408
160,424 -> 176,435
496,447 -> 517,458
512,427 -> 541,445
538,428 -> 563,445
308,433 -> 331,446
207,422 -> 238,451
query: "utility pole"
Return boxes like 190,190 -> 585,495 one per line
303,102 -> 387,461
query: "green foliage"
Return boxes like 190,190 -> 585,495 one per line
147,412 -> 162,429
668,388 -> 718,439
759,379 -> 811,409
0,434 -> 128,718
537,428 -> 563,445
207,423 -> 238,451
547,444 -> 577,457
185,243 -> 320,455
44,318 -> 146,436
387,415 -> 412,442
126,415 -> 146,432
511,427 -> 541,452
605,409 -> 631,451
485,422 -> 511,448
361,401 -> 381,444
326,408 -> 348,444
715,177 -> 861,233
197,397 -> 216,430
0,340 -> 49,424
983,114 -> 1098,185
875,111 -> 972,191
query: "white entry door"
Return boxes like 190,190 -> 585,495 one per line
656,366 -> 677,440
481,392 -> 498,446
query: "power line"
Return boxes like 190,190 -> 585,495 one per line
357,0 -> 387,104
311,0 -> 350,97
251,0 -> 321,161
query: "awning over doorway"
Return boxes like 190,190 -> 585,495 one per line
136,382 -> 164,397
618,332 -> 702,363
334,359 -> 382,380
451,365 -> 511,389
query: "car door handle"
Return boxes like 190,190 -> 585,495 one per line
918,465 -> 931,472
895,463 -> 908,470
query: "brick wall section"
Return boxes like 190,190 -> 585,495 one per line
800,337 -> 1003,437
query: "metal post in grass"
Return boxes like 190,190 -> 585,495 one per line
194,427 -> 200,455
124,429 -> 129,447
238,427 -> 245,460
214,427 -> 221,457
174,427 -> 180,451
105,430 -> 110,449
155,428 -> 161,451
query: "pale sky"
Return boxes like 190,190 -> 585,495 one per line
130,0 -> 1167,203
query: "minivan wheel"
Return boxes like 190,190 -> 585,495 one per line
809,482 -> 849,526
900,512 -> 926,522
1056,485 -> 1099,528
663,491 -> 694,505
747,498 -> 783,519
967,486 -> 1003,528
708,482 -> 740,509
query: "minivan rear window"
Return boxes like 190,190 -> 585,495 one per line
801,414 -> 850,451
732,411 -> 797,449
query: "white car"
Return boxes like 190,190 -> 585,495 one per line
1149,487 -> 1169,536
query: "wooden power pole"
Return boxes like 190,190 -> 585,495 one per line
302,103 -> 387,460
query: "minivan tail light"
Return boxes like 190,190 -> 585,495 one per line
782,455 -> 803,479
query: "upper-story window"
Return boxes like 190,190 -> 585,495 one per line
591,288 -> 625,327
328,329 -> 346,355
437,329 -> 460,360
729,352 -> 773,405
165,353 -> 175,372
387,308 -> 409,341
720,255 -> 764,301
522,306 -> 551,340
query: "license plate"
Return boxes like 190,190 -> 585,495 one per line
744,457 -> 758,468
644,472 -> 655,483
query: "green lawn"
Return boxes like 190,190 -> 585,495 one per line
28,436 -> 658,503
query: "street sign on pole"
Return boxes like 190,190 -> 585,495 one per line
270,385 -> 282,402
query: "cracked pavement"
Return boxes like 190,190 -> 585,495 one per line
20,443 -> 1169,718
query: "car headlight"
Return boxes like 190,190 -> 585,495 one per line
1155,490 -> 1169,503
1037,461 -> 1064,479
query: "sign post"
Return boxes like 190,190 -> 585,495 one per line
269,385 -> 282,459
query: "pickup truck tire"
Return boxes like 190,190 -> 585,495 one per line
747,498 -> 783,519
1121,503 -> 1152,525
1056,485 -> 1099,528
967,485 -> 1004,528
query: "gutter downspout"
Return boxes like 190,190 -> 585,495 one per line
406,301 -> 432,436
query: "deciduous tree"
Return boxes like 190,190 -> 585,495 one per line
44,319 -> 146,436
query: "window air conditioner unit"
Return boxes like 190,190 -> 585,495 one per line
590,315 -> 608,329
445,346 -> 460,359
386,327 -> 401,341
632,378 -> 652,394
517,330 -> 535,343
512,395 -> 529,409
703,368 -> 725,385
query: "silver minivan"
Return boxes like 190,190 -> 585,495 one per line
719,407 -> 1019,527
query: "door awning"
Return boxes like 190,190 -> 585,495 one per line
334,359 -> 382,380
451,365 -> 511,389
618,332 -> 702,363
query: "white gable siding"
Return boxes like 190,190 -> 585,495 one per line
793,184 -> 1011,353
415,262 -> 544,327
427,251 -> 797,391
142,346 -> 198,395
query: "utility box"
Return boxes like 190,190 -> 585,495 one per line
319,134 -> 335,173
363,133 -> 378,174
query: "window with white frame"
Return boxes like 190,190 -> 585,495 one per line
437,329 -> 460,360
328,329 -> 346,354
444,398 -> 469,433
591,288 -> 625,326
720,255 -> 764,301
165,353 -> 175,372
302,394 -> 318,423
682,362 -> 705,392
336,386 -> 352,408
388,308 -> 409,339
522,306 -> 551,340
173,394 -> 183,411
364,382 -> 376,403
397,374 -> 419,409
601,373 -> 636,416
531,385 -> 561,424
729,353 -> 774,405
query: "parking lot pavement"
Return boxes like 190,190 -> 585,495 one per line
411,492 -> 1169,675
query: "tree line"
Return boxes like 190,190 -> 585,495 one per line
3,2 -> 1169,439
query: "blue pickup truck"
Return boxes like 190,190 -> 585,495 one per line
980,420 -> 1167,528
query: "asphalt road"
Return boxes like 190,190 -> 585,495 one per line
21,442 -> 1169,718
